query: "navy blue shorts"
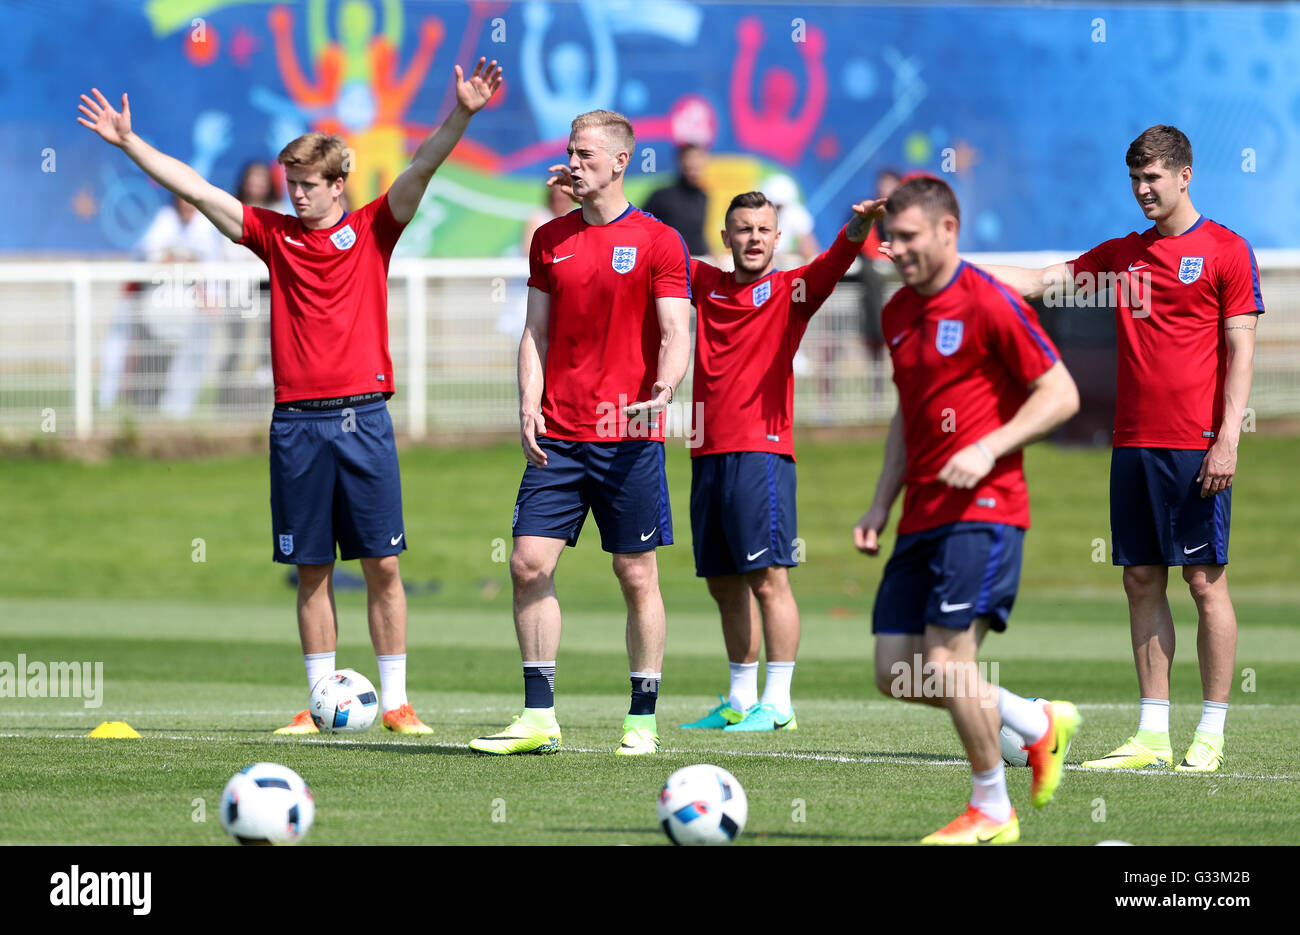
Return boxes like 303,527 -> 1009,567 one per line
512,438 -> 672,553
1110,447 -> 1230,566
872,522 -> 1025,634
269,400 -> 406,564
691,452 -> 798,577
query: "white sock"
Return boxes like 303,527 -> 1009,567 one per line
971,764 -> 1012,823
1138,697 -> 1170,734
377,653 -> 408,712
304,651 -> 335,694
1197,700 -> 1228,736
728,662 -> 759,712
997,688 -> 1048,743
760,661 -> 796,715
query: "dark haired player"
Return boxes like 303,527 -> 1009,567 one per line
857,176 -> 1082,843
981,125 -> 1263,773
679,190 -> 884,732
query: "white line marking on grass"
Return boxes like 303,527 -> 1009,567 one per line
8,731 -> 1295,781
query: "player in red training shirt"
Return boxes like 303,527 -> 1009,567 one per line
981,126 -> 1263,774
469,111 -> 691,757
855,177 -> 1081,844
77,61 -> 503,735
679,190 -> 885,733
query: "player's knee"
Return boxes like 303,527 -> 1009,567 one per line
612,554 -> 658,596
1122,565 -> 1164,598
509,549 -> 552,591
748,566 -> 790,605
296,563 -> 332,591
362,554 -> 400,585
1183,567 -> 1223,603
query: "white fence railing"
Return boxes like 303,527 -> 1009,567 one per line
1,253 -> 1298,441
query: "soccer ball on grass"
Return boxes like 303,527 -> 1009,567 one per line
219,762 -> 314,845
657,764 -> 748,845
310,669 -> 380,733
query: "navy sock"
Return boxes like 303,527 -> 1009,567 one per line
629,673 -> 660,716
523,662 -> 556,708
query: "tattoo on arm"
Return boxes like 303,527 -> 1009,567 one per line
846,213 -> 870,241
1225,322 -> 1257,332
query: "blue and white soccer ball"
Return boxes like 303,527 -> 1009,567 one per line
1000,697 -> 1042,767
220,762 -> 315,845
657,764 -> 748,845
310,669 -> 379,733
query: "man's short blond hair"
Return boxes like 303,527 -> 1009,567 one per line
570,110 -> 635,159
278,132 -> 350,183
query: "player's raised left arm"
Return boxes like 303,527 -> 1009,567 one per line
937,361 -> 1080,488
387,58 -> 502,225
625,296 -> 691,417
1198,314 -> 1258,497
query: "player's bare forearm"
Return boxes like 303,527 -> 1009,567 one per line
1217,316 -> 1258,446
388,105 -> 473,224
647,296 -> 691,410
978,263 -> 1072,302
388,59 -> 502,224
870,409 -> 908,512
118,135 -> 244,240
981,361 -> 1079,459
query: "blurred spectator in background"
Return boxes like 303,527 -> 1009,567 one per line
644,144 -> 710,255
219,161 -> 279,407
763,173 -> 819,263
859,168 -> 901,399
98,193 -> 224,414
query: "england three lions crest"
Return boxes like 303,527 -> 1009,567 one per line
1178,256 -> 1204,284
611,246 -> 637,274
752,280 -> 771,307
935,320 -> 964,356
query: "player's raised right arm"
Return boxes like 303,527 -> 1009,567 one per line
77,88 -> 244,242
854,406 -> 907,556
518,286 -> 550,467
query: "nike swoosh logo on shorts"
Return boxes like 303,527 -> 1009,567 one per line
939,600 -> 972,613
640,528 -> 657,541
1184,542 -> 1208,554
746,548 -> 769,561
390,533 -> 404,546
552,254 -> 575,264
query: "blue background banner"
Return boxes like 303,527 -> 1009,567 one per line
4,0 -> 1296,255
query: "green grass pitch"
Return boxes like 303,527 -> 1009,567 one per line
2,436 -> 1297,845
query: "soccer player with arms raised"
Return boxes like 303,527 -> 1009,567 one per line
856,177 -> 1081,843
980,126 -> 1263,773
679,191 -> 885,732
469,111 -> 691,756
77,60 -> 503,736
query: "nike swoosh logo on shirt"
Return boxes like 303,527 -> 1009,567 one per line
284,236 -> 305,246
1127,262 -> 1149,271
709,290 -> 728,300
552,254 -> 576,264
746,548 -> 769,561
939,601 -> 972,613
889,330 -> 911,347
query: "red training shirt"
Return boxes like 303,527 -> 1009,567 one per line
527,204 -> 691,442
1070,217 -> 1264,449
239,194 -> 405,402
690,227 -> 860,458
883,261 -> 1060,535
